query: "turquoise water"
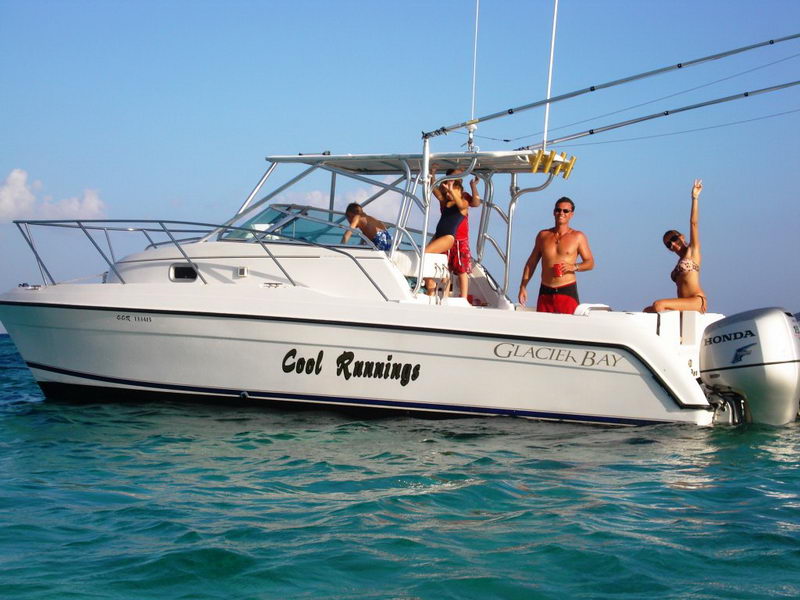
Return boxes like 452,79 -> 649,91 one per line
2,334 -> 799,599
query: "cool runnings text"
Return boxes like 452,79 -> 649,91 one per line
281,349 -> 421,386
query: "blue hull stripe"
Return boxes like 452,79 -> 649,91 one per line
26,360 -> 672,427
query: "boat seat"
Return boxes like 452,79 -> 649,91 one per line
391,250 -> 449,279
574,303 -> 611,316
443,297 -> 470,307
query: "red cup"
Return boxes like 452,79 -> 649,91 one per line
553,263 -> 563,277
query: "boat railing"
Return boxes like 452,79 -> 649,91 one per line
472,172 -> 555,296
216,158 -> 432,291
227,202 -> 429,259
213,154 -> 549,299
390,225 -> 424,259
13,218 -> 390,301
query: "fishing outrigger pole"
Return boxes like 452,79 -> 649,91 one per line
421,32 -> 800,140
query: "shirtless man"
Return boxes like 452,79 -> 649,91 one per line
518,197 -> 595,314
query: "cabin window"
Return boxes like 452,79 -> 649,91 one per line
170,264 -> 198,282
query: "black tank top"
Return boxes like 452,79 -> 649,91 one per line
434,203 -> 464,239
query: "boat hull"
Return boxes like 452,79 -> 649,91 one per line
0,295 -> 715,426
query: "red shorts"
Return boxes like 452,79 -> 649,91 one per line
447,238 -> 472,275
536,282 -> 580,314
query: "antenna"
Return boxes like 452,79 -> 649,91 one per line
468,0 -> 480,151
542,0 -> 559,151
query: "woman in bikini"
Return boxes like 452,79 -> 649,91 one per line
644,179 -> 707,313
424,169 -> 470,295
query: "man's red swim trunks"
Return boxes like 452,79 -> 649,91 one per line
536,282 -> 580,314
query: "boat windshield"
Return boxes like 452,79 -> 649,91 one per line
220,204 -> 422,251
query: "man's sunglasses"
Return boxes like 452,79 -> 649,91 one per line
664,234 -> 680,248
554,208 -> 572,214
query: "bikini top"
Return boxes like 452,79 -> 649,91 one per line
671,257 -> 699,282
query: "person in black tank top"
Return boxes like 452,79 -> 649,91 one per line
424,170 -> 469,296
434,202 -> 464,239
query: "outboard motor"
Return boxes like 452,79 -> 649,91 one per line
700,307 -> 800,425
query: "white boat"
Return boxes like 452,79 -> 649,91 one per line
1,148 -> 798,426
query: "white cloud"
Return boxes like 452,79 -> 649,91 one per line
271,189 -> 329,209
344,186 -> 401,223
0,169 -> 36,219
38,189 -> 105,220
303,190 -> 328,207
271,176 -> 414,224
0,169 -> 106,221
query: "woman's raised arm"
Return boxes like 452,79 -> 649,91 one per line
688,178 -> 702,253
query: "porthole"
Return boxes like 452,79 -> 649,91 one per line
170,264 -> 198,282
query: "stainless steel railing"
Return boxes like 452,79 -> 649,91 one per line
14,217 -> 394,301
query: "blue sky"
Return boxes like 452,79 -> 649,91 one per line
1,0 -> 799,331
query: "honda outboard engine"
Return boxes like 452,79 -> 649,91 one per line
700,307 -> 800,425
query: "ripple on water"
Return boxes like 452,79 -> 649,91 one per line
2,337 -> 800,598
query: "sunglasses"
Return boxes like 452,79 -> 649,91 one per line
554,208 -> 572,214
664,234 -> 680,248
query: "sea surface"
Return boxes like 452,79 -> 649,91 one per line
1,334 -> 799,599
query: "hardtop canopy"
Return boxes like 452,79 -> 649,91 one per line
265,150 -> 571,176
